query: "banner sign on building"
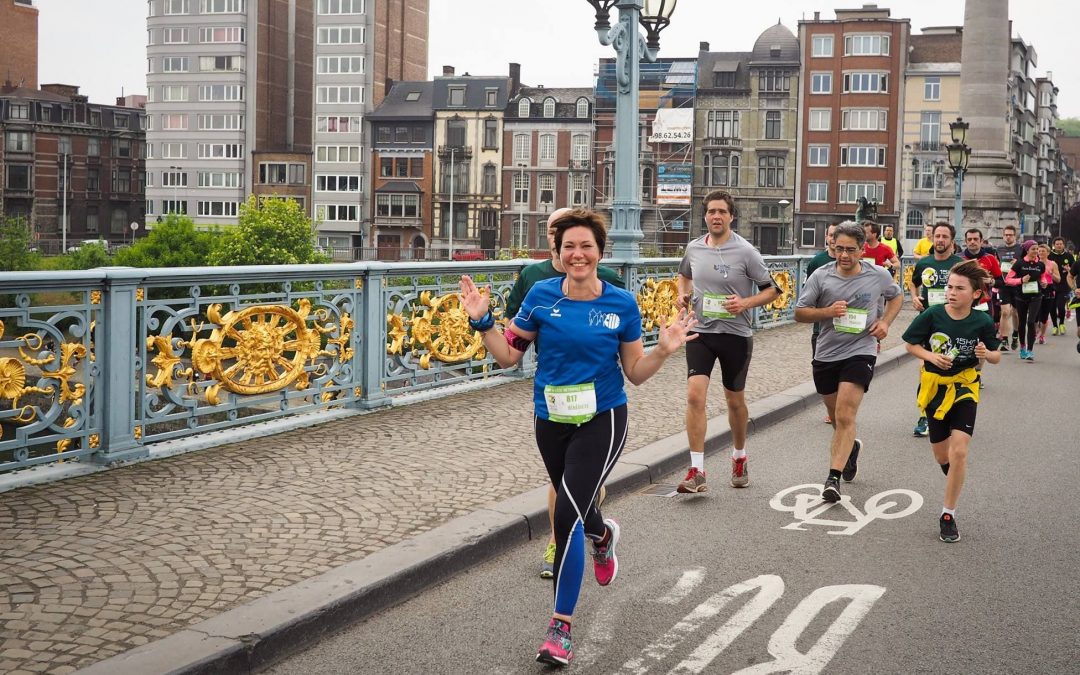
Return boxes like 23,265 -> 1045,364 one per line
648,108 -> 693,143
656,183 -> 692,205
657,163 -> 693,183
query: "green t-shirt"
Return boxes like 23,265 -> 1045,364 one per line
902,304 -> 1000,375
804,250 -> 835,336
911,254 -> 963,309
504,259 -> 624,319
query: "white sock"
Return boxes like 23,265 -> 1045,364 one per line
942,507 -> 956,517
690,452 -> 704,470
732,448 -> 746,460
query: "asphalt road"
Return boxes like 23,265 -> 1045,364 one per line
265,331 -> 1080,675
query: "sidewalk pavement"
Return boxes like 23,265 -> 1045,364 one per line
0,309 -> 917,675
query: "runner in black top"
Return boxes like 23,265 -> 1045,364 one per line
1047,237 -> 1076,336
1004,240 -> 1046,361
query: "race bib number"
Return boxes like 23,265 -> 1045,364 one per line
702,293 -> 735,319
833,307 -> 869,334
1001,260 -> 1013,274
1022,281 -> 1038,294
545,383 -> 597,424
927,289 -> 946,306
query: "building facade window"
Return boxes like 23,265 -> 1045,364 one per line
840,145 -> 886,167
199,171 -> 243,188
807,181 -> 828,203
162,200 -> 188,215
924,76 -> 941,101
317,86 -> 364,104
543,98 -> 556,118
5,131 -> 31,152
318,26 -> 364,44
448,87 -> 465,106
316,174 -> 359,191
843,72 -> 888,93
764,111 -> 781,139
163,56 -> 189,72
197,201 -> 239,217
517,98 -> 530,117
757,155 -> 785,187
538,134 -> 556,161
317,115 -> 361,133
201,0 -> 245,13
483,119 -> 498,149
162,85 -> 188,102
163,0 -> 189,15
161,170 -> 187,187
571,134 -> 589,161
445,118 -> 466,147
844,34 -> 890,56
482,164 -> 497,194
161,142 -> 186,159
318,204 -> 359,221
538,174 -> 555,204
570,174 -> 588,205
576,98 -> 589,118
810,73 -> 832,95
713,71 -> 736,89
198,84 -> 244,101
706,110 -> 739,139
704,153 -> 739,187
375,194 -> 419,218
200,55 -> 244,72
198,143 -> 244,159
841,108 -> 886,131
839,182 -> 885,203
318,0 -> 364,13
513,172 -> 529,205
513,133 -> 530,163
920,112 -> 941,148
811,34 -> 833,57
5,164 -> 30,190
163,27 -> 188,43
199,26 -> 245,42
807,145 -> 829,167
199,113 -> 244,130
641,167 -> 653,201
808,108 -> 831,131
758,70 -> 791,93
316,145 -> 361,162
317,56 -> 364,74
801,223 -> 818,248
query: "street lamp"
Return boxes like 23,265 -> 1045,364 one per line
946,117 -> 971,229
517,162 -> 528,250
584,0 -> 677,259
778,199 -> 791,253
447,148 -> 455,260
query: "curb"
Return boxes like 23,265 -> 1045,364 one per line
75,346 -> 915,675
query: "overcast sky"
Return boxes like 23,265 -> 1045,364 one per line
37,0 -> 1080,117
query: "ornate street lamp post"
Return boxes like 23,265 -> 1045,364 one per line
946,117 -> 971,229
584,0 -> 677,259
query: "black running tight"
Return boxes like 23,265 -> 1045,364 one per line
1014,296 -> 1042,350
1052,286 -> 1069,327
534,405 -> 627,617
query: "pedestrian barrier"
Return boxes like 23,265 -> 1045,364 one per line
2,255 -> 915,477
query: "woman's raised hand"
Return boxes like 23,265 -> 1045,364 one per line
459,275 -> 492,320
657,308 -> 699,356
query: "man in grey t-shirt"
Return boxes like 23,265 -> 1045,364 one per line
674,190 -> 779,493
795,221 -> 903,503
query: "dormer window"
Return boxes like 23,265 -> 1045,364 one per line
518,97 -> 531,117
448,86 -> 465,106
770,45 -> 781,58
576,98 -> 589,118
543,97 -> 556,118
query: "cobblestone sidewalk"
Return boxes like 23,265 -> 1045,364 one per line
0,310 -> 916,674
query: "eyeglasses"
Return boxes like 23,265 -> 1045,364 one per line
834,246 -> 861,255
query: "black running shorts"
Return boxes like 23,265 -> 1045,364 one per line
685,332 -> 753,392
812,355 -> 877,395
927,399 -> 978,443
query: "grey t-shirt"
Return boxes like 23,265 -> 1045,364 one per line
678,232 -> 775,337
797,261 -> 901,362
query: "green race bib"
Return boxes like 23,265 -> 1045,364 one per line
833,307 -> 869,334
702,292 -> 735,319
544,383 -> 597,424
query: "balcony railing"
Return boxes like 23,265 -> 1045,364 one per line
437,145 -> 472,159
704,137 -> 743,148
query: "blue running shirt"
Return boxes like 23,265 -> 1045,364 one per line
514,277 -> 642,420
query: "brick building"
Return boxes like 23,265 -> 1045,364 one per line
0,0 -> 38,91
1,83 -> 146,249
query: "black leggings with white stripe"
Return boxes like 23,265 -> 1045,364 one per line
535,405 -> 628,617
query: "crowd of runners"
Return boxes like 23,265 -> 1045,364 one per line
458,193 -> 1078,667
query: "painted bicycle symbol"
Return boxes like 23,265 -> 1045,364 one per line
770,484 -> 923,536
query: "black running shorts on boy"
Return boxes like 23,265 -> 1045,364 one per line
927,399 -> 978,444
685,332 -> 753,391
812,355 -> 877,395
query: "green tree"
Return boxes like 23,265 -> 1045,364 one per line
208,196 -> 327,266
1056,117 -> 1080,137
113,213 -> 215,268
60,243 -> 112,270
0,214 -> 40,271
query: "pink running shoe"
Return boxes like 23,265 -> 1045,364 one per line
592,519 -> 620,586
536,618 -> 573,666
1038,335 -> 1046,345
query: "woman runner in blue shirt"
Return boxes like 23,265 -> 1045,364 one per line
459,209 -> 696,667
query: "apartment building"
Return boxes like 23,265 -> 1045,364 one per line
899,27 -> 960,245
0,0 -> 38,91
503,86 -> 593,251
1008,34 -> 1040,236
430,65 -> 518,256
795,5 -> 910,243
146,0 -> 427,242
1,84 -> 146,247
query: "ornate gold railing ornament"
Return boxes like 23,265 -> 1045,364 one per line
407,291 -> 486,370
903,265 -> 915,292
764,270 -> 795,314
637,277 -> 681,331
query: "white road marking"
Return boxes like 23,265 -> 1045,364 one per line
770,484 -> 923,535
653,567 -> 707,605
727,584 -> 887,674
618,574 -> 785,675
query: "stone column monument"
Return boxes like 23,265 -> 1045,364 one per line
952,0 -> 1021,237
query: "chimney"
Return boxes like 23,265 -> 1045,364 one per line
509,62 -> 521,96
385,77 -> 395,96
699,41 -> 709,52
814,11 -> 820,20
442,65 -> 455,76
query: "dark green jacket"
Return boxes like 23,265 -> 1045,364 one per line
505,259 -> 625,319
